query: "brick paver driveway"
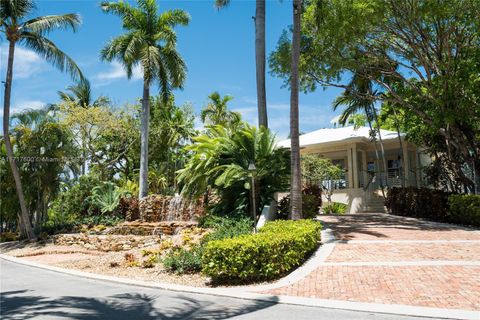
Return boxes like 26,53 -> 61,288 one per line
265,213 -> 480,311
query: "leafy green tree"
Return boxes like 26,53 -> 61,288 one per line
215,0 -> 268,128
1,0 -> 84,239
270,0 -> 480,192
58,79 -> 110,175
200,92 -> 241,127
149,96 -> 196,192
100,0 -> 189,198
178,123 -> 290,217
7,106 -> 80,229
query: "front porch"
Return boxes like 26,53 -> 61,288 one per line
278,126 -> 429,214
301,133 -> 427,213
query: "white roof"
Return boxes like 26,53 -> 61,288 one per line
277,126 -> 400,148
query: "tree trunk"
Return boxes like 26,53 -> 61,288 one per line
138,79 -> 150,198
255,0 -> 268,128
3,41 -> 35,240
290,0 -> 302,220
372,108 -> 388,189
392,108 -> 406,187
367,118 -> 381,178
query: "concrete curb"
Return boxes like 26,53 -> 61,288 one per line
1,254 -> 478,320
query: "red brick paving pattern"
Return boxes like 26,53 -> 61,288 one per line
262,213 -> 480,311
327,242 -> 480,262
332,227 -> 480,241
266,265 -> 480,310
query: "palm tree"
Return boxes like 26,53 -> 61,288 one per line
332,73 -> 390,194
58,79 -> 109,108
58,79 -> 110,175
100,0 -> 189,198
200,92 -> 241,127
215,0 -> 268,128
290,0 -> 302,220
1,0 -> 84,240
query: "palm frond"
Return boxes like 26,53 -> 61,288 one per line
1,0 -> 35,21
23,14 -> 81,35
158,9 -> 190,28
20,31 -> 84,82
101,0 -> 143,30
214,0 -> 231,9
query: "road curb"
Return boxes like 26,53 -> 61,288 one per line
1,254 -> 478,319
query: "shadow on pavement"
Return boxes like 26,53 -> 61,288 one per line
319,213 -> 479,241
1,289 -> 278,319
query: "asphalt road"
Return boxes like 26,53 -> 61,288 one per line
0,258 -> 428,320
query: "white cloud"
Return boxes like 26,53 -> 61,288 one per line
0,100 -> 46,117
0,45 -> 44,79
94,61 -> 143,85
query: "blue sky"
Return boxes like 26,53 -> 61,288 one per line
1,0 -> 342,140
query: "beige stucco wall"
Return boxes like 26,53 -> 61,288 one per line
322,188 -> 366,214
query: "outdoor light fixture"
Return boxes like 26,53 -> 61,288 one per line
248,162 -> 257,233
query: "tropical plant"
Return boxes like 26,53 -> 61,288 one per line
13,110 -> 79,226
101,0 -> 189,198
58,79 -> 109,108
215,0 -> 267,128
332,73 -> 391,191
1,0 -> 84,239
88,182 -> 127,215
178,123 -> 290,218
149,96 -> 196,191
200,92 -> 241,127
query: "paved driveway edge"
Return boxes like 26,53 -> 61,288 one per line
1,254 -> 477,320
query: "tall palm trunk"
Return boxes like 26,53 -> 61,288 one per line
392,108 -> 406,187
139,78 -> 150,198
366,118 -> 380,177
290,0 -> 302,220
3,41 -> 35,240
372,108 -> 388,191
255,0 -> 267,128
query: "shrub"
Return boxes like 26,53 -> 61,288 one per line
0,232 -> 18,242
448,194 -> 480,227
277,190 -> 321,219
163,245 -> 203,274
202,219 -> 321,283
199,215 -> 253,242
385,187 -> 451,222
323,202 -> 347,215
49,174 -> 103,221
302,185 -> 322,208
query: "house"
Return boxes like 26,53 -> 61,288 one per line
278,126 -> 429,213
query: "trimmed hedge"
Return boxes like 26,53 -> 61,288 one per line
202,219 -> 321,283
448,194 -> 480,227
385,187 -> 480,227
385,187 -> 451,221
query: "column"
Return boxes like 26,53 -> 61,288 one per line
362,150 -> 368,188
352,143 -> 359,189
347,146 -> 353,189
